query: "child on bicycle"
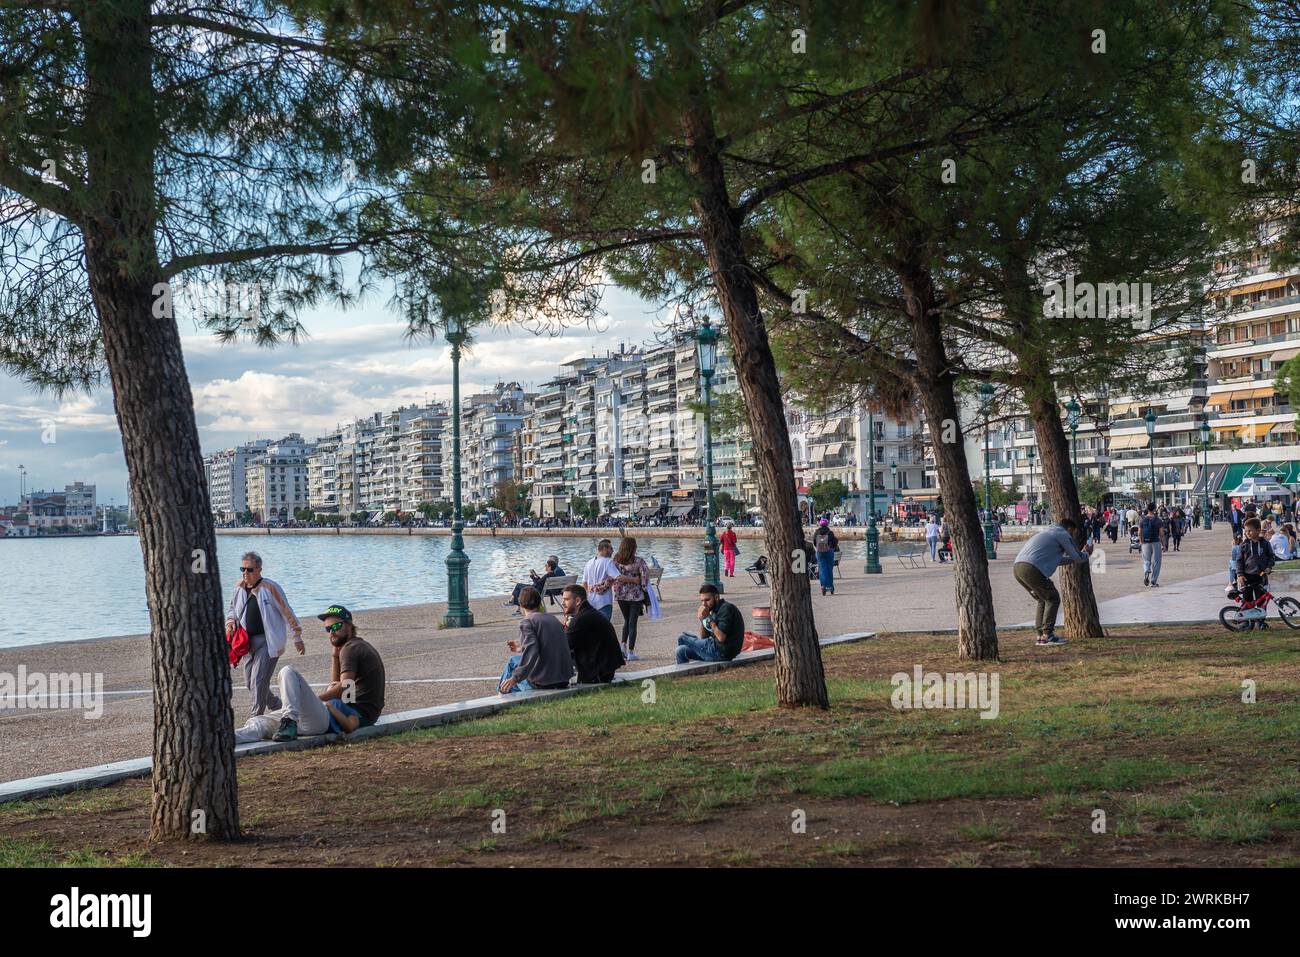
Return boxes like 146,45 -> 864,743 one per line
1235,517 -> 1276,604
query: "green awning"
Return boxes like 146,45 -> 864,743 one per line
1215,461 -> 1300,492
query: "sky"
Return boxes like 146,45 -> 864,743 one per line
0,274 -> 672,507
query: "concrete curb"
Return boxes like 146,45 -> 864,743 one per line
0,631 -> 873,805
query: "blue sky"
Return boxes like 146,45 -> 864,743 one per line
0,274 -> 671,507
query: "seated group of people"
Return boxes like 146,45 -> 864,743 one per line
496,580 -> 746,693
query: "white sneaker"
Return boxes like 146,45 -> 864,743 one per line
626,650 -> 640,661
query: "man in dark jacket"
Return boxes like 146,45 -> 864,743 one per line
562,584 -> 624,683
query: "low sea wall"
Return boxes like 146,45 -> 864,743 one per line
214,524 -> 1048,542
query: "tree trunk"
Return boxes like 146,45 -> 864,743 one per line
904,274 -> 999,660
681,103 -> 828,708
82,1 -> 240,840
1027,391 -> 1104,638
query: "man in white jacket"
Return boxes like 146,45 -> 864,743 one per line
226,551 -> 303,716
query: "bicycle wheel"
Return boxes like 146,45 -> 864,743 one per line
1276,596 -> 1300,629
1220,605 -> 1249,632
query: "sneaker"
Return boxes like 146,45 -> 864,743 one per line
821,586 -> 826,596
1041,634 -> 1068,646
272,717 -> 298,742
626,651 -> 640,661
510,609 -> 522,617
1143,573 -> 1149,586
502,600 -> 516,607
1150,582 -> 1159,588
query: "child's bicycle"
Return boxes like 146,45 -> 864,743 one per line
1219,578 -> 1300,631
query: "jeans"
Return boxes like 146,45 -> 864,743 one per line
1014,562 -> 1060,634
816,550 -> 835,591
594,603 -> 613,621
618,599 -> 642,650
927,537 -> 938,561
245,632 -> 282,717
498,654 -> 533,694
1141,542 -> 1162,584
675,633 -> 728,664
279,664 -> 331,735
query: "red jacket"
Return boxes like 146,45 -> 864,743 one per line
720,528 -> 738,552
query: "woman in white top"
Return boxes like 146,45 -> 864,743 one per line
924,518 -> 941,562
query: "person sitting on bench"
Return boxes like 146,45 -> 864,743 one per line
745,555 -> 769,586
503,555 -> 566,614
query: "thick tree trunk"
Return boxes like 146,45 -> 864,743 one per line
904,276 -> 999,661
1027,391 -> 1104,638
82,1 -> 239,840
681,104 -> 828,708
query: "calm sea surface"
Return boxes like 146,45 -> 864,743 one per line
0,532 -> 897,649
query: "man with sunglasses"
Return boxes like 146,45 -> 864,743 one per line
269,604 -> 386,742
225,551 -> 303,716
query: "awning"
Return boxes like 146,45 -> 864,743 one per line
810,444 -> 828,463
1108,403 -> 1141,419
667,504 -> 696,517
1215,461 -> 1300,493
1107,432 -> 1148,450
1268,421 -> 1294,436
1228,277 -> 1294,297
1192,462 -> 1229,495
905,489 -> 942,499
1208,390 -> 1252,408
1246,387 -> 1278,400
1214,426 -> 1242,440
1272,347 -> 1300,362
1241,422 -> 1273,442
636,507 -> 660,518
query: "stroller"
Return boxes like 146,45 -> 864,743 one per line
1128,524 -> 1141,554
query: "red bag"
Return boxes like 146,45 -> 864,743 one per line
227,624 -> 250,667
741,630 -> 774,653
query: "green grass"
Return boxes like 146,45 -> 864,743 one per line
0,838 -> 160,868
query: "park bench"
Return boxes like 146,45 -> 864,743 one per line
538,573 -> 578,607
646,564 -> 665,601
896,543 -> 926,569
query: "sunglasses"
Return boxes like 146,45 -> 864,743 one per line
240,567 -> 258,574
324,621 -> 347,633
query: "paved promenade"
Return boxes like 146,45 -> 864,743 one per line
0,522 -> 1246,783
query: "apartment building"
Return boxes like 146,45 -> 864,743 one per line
399,405 -> 449,512
205,440 -> 270,521
21,482 -> 97,530
462,382 -> 528,506
244,434 -> 312,521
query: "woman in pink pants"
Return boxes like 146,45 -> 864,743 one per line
719,524 -> 738,577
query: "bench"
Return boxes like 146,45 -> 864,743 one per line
896,544 -> 926,569
646,564 -> 665,601
538,573 -> 578,607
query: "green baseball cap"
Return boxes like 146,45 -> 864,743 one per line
316,604 -> 353,622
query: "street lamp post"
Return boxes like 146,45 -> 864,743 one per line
1066,397 -> 1080,487
979,383 -> 996,559
442,315 -> 474,628
696,319 -> 722,592
1200,418 -> 1213,530
1144,407 -> 1158,508
890,460 -> 898,521
1027,445 -> 1036,524
864,405 -> 882,574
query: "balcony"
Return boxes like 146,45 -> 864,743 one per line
1220,292 -> 1300,316
1109,412 -> 1203,429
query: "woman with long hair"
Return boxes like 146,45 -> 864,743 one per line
612,536 -> 650,661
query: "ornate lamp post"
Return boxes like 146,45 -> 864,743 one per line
1144,407 -> 1158,508
864,404 -> 882,574
696,319 -> 722,591
890,460 -> 898,521
1027,445 -> 1036,523
979,382 -> 996,559
1200,417 -> 1213,529
442,314 -> 474,628
1066,397 -> 1080,485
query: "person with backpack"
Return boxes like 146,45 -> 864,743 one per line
813,518 -> 838,595
1236,517 -> 1276,606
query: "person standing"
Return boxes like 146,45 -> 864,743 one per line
1229,501 -> 1243,537
612,536 -> 651,662
1170,505 -> 1184,551
1107,506 -> 1120,543
1140,503 -> 1168,587
1124,503 -> 1139,537
1013,519 -> 1094,646
581,539 -> 621,621
719,522 -> 739,578
924,515 -> 941,562
225,551 -> 303,717
812,518 -> 838,596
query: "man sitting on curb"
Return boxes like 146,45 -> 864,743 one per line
675,584 -> 745,664
499,587 -> 574,693
1012,519 -> 1093,647
235,604 -> 387,743
562,583 -> 625,683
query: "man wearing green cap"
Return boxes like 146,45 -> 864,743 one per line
265,604 -> 386,742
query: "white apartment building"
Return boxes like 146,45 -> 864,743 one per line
205,440 -> 270,521
245,434 -> 312,522
462,382 -> 528,506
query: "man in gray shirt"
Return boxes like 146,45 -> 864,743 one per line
1013,518 -> 1093,646
498,587 -> 575,693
